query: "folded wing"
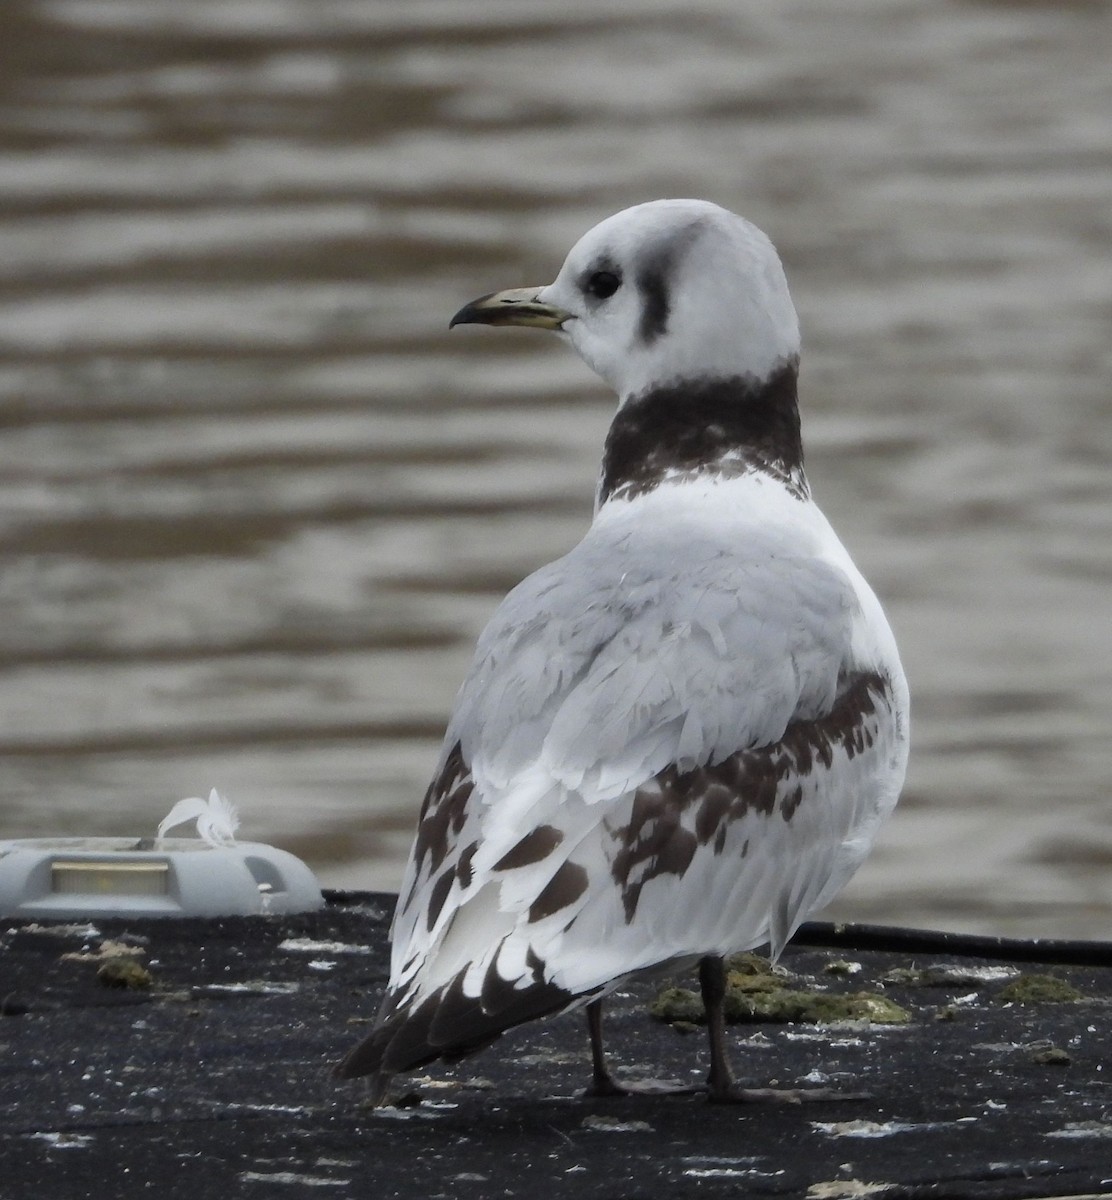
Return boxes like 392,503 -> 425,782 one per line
337,515 -> 906,1080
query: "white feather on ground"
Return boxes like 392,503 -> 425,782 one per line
157,788 -> 239,846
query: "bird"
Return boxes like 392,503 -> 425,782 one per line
335,199 -> 909,1104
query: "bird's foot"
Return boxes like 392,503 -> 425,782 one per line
584,1074 -> 701,1098
707,1083 -> 871,1105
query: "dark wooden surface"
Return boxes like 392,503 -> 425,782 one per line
3,893 -> 1111,1199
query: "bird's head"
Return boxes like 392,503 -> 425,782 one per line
450,199 -> 800,403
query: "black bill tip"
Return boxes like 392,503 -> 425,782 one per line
449,287 -> 570,331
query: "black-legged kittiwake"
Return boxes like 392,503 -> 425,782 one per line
335,199 -> 910,1104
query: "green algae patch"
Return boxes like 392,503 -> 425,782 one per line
651,986 -> 706,1024
996,974 -> 1083,1005
725,988 -> 910,1025
724,952 -> 796,995
96,957 -> 152,990
1031,1045 -> 1072,1065
823,960 -> 862,977
725,952 -> 784,978
881,967 -> 924,987
653,951 -> 910,1026
651,983 -> 911,1026
882,964 -> 1019,988
725,971 -> 784,996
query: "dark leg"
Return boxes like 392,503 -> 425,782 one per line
698,954 -> 869,1105
699,956 -> 737,1099
582,999 -> 697,1098
584,999 -> 626,1096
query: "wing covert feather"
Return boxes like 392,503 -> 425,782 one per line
451,526 -> 859,800
383,506 -> 902,1031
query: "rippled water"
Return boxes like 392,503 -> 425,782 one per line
1,0 -> 1110,936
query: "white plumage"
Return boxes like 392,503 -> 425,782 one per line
157,788 -> 239,847
336,200 -> 909,1102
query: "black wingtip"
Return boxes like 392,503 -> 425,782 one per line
334,966 -> 577,1090
333,1032 -> 392,1081
332,1057 -> 394,1108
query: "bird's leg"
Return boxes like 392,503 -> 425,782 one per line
698,954 -> 869,1105
699,955 -> 739,1099
582,999 -> 697,1098
584,999 -> 627,1096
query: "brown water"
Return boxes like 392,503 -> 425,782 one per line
1,0 -> 1110,937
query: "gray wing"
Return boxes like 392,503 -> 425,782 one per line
455,527 -> 855,800
338,513 -> 906,1081
386,519 -> 863,983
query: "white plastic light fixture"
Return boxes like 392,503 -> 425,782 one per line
0,789 -> 323,918
0,837 -> 324,919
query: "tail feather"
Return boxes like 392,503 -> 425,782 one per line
334,963 -> 580,1082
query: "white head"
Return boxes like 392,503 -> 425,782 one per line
451,199 -> 800,402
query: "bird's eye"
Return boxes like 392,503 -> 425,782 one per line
584,270 -> 621,300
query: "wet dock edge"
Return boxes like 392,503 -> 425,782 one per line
3,892 -> 1111,1199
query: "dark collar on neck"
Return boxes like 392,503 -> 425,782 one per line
598,360 -> 807,504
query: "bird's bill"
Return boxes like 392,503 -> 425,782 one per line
449,287 -> 571,331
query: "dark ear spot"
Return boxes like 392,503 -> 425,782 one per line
637,265 -> 670,344
635,217 -> 709,345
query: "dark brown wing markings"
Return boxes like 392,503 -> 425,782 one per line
494,824 -> 564,871
527,861 -> 590,923
610,671 -> 889,921
335,941 -> 585,1080
403,743 -> 474,914
412,743 -> 473,878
